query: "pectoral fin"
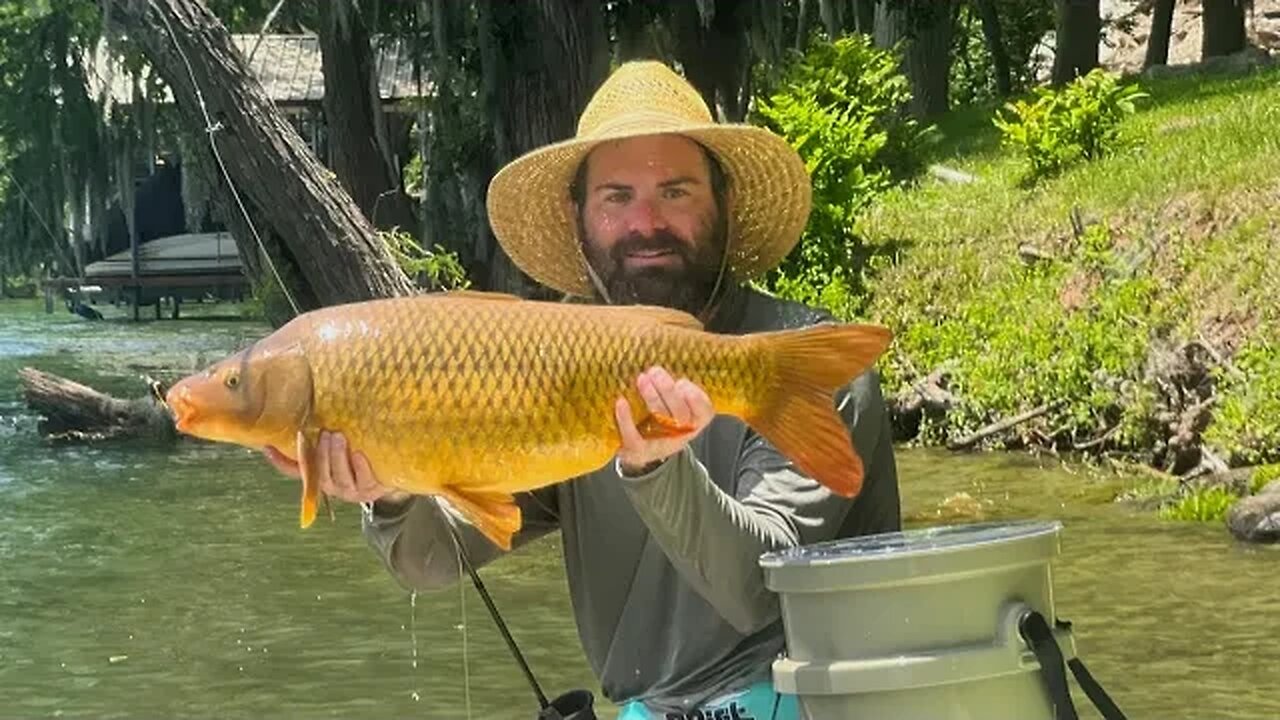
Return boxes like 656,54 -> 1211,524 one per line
295,429 -> 323,529
637,411 -> 698,439
438,486 -> 523,552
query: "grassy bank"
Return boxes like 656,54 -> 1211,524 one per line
847,63 -> 1280,518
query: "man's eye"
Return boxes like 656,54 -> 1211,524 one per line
663,187 -> 689,199
605,191 -> 630,204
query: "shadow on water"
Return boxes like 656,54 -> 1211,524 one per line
1,298 -> 1277,719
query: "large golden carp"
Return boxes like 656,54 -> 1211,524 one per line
164,290 -> 893,550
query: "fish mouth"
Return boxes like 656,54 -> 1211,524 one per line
164,385 -> 197,432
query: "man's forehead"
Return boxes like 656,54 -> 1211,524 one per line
583,134 -> 710,181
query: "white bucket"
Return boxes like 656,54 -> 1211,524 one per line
758,520 -> 1074,720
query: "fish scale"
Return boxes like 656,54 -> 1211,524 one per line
164,289 -> 894,550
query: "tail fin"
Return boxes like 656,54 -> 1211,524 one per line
744,322 -> 893,498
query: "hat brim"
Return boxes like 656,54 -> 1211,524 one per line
486,122 -> 812,298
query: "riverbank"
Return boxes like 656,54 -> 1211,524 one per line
854,60 -> 1280,527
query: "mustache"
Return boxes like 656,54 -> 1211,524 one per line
611,230 -> 690,260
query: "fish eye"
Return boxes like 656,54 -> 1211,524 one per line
224,372 -> 240,389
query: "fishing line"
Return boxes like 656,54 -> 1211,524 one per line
455,529 -> 473,719
153,6 -> 301,318
435,497 -> 553,711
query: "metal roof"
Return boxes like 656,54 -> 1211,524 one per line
87,34 -> 431,108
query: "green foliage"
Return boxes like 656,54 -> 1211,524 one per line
750,33 -> 931,319
949,0 -> 1056,105
1203,337 -> 1280,466
1250,464 -> 1280,494
888,221 -> 1166,447
378,228 -> 470,291
993,69 -> 1147,182
1157,485 -> 1238,522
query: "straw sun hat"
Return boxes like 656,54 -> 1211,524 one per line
485,60 -> 813,299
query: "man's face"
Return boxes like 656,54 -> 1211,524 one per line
575,134 -> 726,315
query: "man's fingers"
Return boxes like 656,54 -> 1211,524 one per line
350,450 -> 384,501
313,430 -> 333,493
640,366 -> 680,420
327,432 -> 356,496
678,378 -> 714,426
615,396 -> 644,450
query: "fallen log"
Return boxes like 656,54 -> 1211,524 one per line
18,367 -> 177,444
947,401 -> 1064,451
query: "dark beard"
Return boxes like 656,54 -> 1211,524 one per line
580,223 -> 727,316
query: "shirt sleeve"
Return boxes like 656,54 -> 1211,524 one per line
618,369 -> 896,634
361,486 -> 562,593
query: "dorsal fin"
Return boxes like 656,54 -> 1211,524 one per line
442,289 -> 523,302
602,303 -> 703,330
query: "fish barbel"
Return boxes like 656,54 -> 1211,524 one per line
164,290 -> 893,550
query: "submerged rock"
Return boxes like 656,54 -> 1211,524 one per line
1226,480 -> 1280,543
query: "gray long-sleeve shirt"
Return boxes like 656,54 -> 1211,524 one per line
361,286 -> 902,713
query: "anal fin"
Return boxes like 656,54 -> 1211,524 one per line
438,486 -> 523,552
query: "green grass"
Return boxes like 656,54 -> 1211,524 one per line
848,64 -> 1280,463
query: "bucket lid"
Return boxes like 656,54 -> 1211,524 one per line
758,521 -> 1062,591
760,521 -> 1062,568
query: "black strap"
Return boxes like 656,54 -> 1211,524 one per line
1019,610 -> 1128,720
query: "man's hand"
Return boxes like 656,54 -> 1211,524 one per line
262,430 -> 411,505
614,366 -> 714,476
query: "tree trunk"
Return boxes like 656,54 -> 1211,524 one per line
875,0 -> 957,117
820,0 -> 841,38
796,0 -> 811,50
974,0 -> 1012,96
851,0 -> 876,35
18,367 -> 176,443
477,0 -> 609,297
668,0 -> 754,122
316,0 -> 419,234
109,0 -> 414,314
1143,0 -> 1176,68
1052,0 -> 1100,85
1201,0 -> 1248,58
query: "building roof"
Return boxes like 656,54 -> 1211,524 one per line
87,34 -> 431,108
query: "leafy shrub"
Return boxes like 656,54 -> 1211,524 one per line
993,69 -> 1147,181
751,34 -> 931,317
1203,336 -> 1280,466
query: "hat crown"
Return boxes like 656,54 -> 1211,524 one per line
577,61 -> 713,138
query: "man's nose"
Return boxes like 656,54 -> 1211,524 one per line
623,197 -> 665,236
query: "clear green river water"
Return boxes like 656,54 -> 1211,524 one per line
1,297 -> 1275,719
